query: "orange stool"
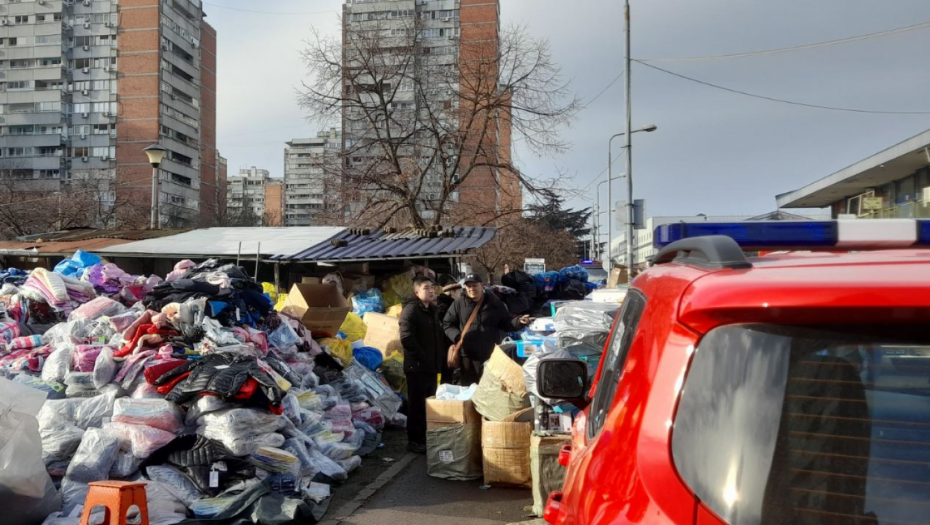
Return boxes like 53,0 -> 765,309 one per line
79,481 -> 150,525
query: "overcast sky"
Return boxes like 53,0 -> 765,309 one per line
210,0 -> 930,220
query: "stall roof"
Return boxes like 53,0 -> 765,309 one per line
274,227 -> 497,262
0,228 -> 190,257
96,227 -> 346,259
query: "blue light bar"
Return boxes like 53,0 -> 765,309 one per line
654,221 -> 838,249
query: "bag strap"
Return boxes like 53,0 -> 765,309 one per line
453,294 -> 484,352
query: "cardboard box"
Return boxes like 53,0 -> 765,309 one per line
279,282 -> 350,337
606,267 -> 627,288
482,420 -> 533,488
363,312 -> 404,357
485,346 -> 527,396
427,397 -> 481,427
531,433 -> 572,516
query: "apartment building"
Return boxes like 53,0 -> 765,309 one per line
0,0 -> 217,228
226,166 -> 283,226
283,129 -> 340,226
341,0 -> 516,223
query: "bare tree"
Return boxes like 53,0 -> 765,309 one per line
299,18 -> 578,229
0,159 -> 58,239
474,217 -> 577,283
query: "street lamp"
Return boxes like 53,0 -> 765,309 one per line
606,124 -> 656,273
143,144 -> 167,229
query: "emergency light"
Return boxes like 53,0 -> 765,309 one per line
653,219 -> 930,250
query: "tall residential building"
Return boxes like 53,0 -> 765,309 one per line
283,129 -> 341,226
341,0 -> 517,223
226,166 -> 282,225
0,0 -> 218,228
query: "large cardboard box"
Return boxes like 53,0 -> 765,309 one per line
426,397 -> 483,481
531,433 -> 572,516
473,346 -> 530,421
363,312 -> 404,357
279,283 -> 350,337
482,418 -> 533,488
606,267 -> 627,288
426,397 -> 481,427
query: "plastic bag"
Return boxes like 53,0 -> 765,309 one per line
64,371 -> 95,388
436,383 -> 477,401
59,479 -> 89,517
104,422 -> 176,458
132,382 -> 163,399
337,455 -> 362,474
225,432 -> 286,457
110,449 -> 144,479
249,446 -> 300,474
320,337 -> 353,367
282,437 -> 316,478
196,408 -> 283,438
65,428 -> 121,483
309,448 -> 347,482
113,398 -> 184,434
0,378 -> 61,523
72,345 -> 104,372
54,250 -> 101,278
41,346 -> 72,384
40,423 -> 85,464
339,312 -> 367,342
343,362 -> 402,419
185,396 -> 234,426
267,322 -> 300,352
322,442 -> 357,461
93,347 -> 117,389
69,297 -> 126,321
353,346 -> 383,371
146,465 -> 204,507
380,352 -> 406,394
351,288 -> 384,316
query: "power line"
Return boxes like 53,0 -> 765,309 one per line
635,60 -> 930,115
202,2 -> 337,16
638,19 -> 930,63
581,71 -> 623,109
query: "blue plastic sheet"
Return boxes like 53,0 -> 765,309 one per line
351,289 -> 384,316
353,346 -> 383,371
54,250 -> 102,278
558,265 -> 589,284
533,271 -> 561,293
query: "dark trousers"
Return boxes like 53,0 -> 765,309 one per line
459,355 -> 486,387
405,370 -> 438,445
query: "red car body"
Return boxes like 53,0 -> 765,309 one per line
545,248 -> 930,525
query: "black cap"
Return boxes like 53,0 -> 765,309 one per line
461,273 -> 483,285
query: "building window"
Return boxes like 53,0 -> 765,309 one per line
13,16 -> 29,25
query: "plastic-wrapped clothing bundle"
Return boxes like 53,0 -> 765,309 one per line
324,403 -> 352,422
64,371 -> 95,389
71,344 -> 104,372
132,382 -> 162,399
322,442 -> 357,461
352,288 -> 384,316
283,437 -> 316,478
281,393 -> 301,427
141,480 -> 188,525
294,389 -> 325,411
436,383 -> 478,401
188,479 -> 262,518
249,446 -> 300,474
69,296 -> 126,321
145,465 -> 204,507
184,395 -> 234,426
552,302 -> 621,352
337,455 -> 362,474
343,361 -> 402,419
104,421 -> 176,458
352,406 -> 385,431
309,448 -> 348,482
40,423 -> 85,464
59,478 -> 89,517
36,387 -> 118,431
196,407 -> 283,439
110,449 -> 144,479
64,428 -> 121,483
311,430 -> 344,449
41,345 -> 72,383
224,432 -> 286,457
299,412 -> 331,437
303,481 -> 331,504
113,398 -> 184,434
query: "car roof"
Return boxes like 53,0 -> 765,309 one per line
639,249 -> 930,333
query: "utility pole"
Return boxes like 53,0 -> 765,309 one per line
624,0 -> 634,282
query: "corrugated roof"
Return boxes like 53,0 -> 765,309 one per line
275,227 -> 497,262
17,228 -> 191,242
0,237 -> 132,257
96,227 -> 346,259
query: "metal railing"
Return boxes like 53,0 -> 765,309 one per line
859,200 -> 930,219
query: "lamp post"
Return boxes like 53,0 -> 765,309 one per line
606,124 -> 656,273
143,144 -> 167,229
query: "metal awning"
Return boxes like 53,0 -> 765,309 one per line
274,227 -> 497,263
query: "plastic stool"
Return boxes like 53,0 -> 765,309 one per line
79,481 -> 150,525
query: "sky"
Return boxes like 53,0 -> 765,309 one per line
209,0 -> 930,223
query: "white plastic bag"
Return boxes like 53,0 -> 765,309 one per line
64,428 -> 121,483
41,346 -> 73,384
436,383 -> 477,401
103,422 -> 176,459
92,347 -> 117,389
112,398 -> 184,434
0,378 -> 61,524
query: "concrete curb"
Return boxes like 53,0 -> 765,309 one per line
318,452 -> 419,525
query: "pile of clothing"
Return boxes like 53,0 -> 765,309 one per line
0,254 -> 404,525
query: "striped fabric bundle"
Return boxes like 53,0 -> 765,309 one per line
8,334 -> 43,351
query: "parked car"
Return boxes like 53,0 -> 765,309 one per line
538,221 -> 930,525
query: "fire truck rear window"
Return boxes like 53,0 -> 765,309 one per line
671,324 -> 930,525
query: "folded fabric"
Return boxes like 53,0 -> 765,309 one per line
8,334 -> 43,350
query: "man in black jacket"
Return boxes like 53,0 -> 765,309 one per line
399,275 -> 446,453
443,274 -> 530,386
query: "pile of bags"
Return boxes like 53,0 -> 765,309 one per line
0,253 -> 406,525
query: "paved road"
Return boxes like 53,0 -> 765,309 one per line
333,454 -> 535,525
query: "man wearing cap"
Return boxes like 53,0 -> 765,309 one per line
443,273 -> 531,385
399,275 -> 447,453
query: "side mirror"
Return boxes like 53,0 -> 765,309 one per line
537,358 -> 590,410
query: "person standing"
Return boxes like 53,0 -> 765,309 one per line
399,275 -> 446,454
443,274 -> 530,386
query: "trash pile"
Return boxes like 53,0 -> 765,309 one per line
0,253 -> 408,525
488,265 -> 600,316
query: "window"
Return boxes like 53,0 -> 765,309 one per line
13,15 -> 29,25
72,125 -> 90,136
73,103 -> 90,114
37,102 -> 60,112
92,124 -> 111,135
40,57 -> 61,67
672,324 -> 930,525
8,38 -> 17,47
75,58 -> 91,69
75,36 -> 91,47
587,291 -> 645,437
10,60 -> 29,69
71,147 -> 90,158
6,81 -> 28,90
